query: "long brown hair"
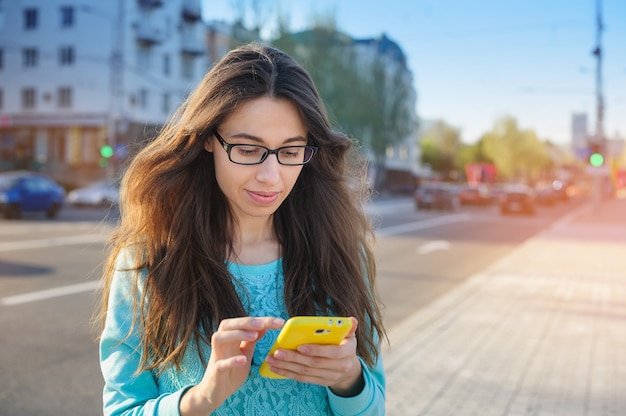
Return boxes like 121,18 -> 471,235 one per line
98,43 -> 385,373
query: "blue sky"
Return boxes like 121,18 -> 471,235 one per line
202,0 -> 626,146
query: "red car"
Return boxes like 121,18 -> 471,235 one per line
458,184 -> 492,205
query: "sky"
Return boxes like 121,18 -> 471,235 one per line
202,0 -> 626,146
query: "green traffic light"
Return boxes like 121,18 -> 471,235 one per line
589,152 -> 604,167
100,144 -> 114,159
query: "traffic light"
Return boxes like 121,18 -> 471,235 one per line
588,143 -> 605,167
100,144 -> 114,159
99,144 -> 114,167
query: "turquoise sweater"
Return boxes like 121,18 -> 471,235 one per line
100,253 -> 386,415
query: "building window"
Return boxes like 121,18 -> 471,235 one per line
162,92 -> 170,114
59,46 -> 75,66
58,87 -> 72,108
24,8 -> 38,30
60,6 -> 74,28
22,48 -> 38,67
22,88 -> 36,109
139,89 -> 148,109
181,56 -> 194,80
163,54 -> 170,76
137,48 -> 151,69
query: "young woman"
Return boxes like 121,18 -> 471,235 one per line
98,43 -> 386,415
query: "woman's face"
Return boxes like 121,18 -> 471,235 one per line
205,96 -> 308,223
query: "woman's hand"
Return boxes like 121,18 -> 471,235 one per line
263,317 -> 365,397
180,316 -> 285,415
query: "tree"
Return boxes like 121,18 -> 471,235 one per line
228,0 -> 275,46
479,116 -> 552,182
419,120 -> 462,179
273,15 -> 364,132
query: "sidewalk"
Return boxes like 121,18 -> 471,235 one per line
383,196 -> 626,415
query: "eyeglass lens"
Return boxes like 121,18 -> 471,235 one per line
229,145 -> 315,165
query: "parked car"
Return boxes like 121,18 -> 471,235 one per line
499,184 -> 536,215
414,183 -> 459,210
0,170 -> 65,219
67,179 -> 120,207
458,184 -> 492,205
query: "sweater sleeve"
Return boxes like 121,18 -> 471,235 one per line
99,251 -> 190,416
326,350 -> 386,415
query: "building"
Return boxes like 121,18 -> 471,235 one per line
0,0 -> 207,185
353,34 -> 420,192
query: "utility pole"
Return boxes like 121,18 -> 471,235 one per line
592,0 -> 604,145
589,0 -> 608,199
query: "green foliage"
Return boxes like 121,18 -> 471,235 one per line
478,116 -> 553,181
420,116 -> 563,182
419,120 -> 461,179
272,16 -> 415,165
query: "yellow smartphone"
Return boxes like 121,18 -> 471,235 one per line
260,316 -> 353,378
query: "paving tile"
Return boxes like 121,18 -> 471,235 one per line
384,198 -> 626,415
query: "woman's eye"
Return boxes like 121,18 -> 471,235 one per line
236,146 -> 263,157
280,148 -> 302,158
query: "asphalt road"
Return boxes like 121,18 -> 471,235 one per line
0,198 -> 584,415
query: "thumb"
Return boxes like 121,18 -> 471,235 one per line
346,317 -> 358,338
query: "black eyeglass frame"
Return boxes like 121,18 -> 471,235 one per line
213,130 -> 318,166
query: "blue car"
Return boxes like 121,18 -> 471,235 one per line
0,171 -> 65,219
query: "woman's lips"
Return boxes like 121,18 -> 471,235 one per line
247,190 -> 280,204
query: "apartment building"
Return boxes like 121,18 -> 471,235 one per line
0,0 -> 207,184
353,34 -> 420,192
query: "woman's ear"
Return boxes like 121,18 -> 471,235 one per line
204,136 -> 213,152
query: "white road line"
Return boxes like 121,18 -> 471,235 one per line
0,233 -> 108,252
0,222 -> 112,235
376,213 -> 470,236
0,280 -> 101,306
417,240 -> 451,254
1,208 -> 464,307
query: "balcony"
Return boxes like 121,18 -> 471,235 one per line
137,0 -> 164,9
134,21 -> 164,47
181,1 -> 202,22
181,38 -> 206,57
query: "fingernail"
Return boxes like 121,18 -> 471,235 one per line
273,318 -> 285,325
274,350 -> 286,359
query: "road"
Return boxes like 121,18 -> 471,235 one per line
0,198 -> 584,415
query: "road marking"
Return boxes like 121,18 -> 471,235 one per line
417,240 -> 451,254
0,206 -> 463,306
0,222 -> 111,235
0,234 -> 108,252
0,280 -> 101,306
376,213 -> 470,236
366,199 -> 414,215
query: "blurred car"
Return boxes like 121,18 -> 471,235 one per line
550,180 -> 569,201
534,181 -> 557,206
414,183 -> 459,210
67,179 -> 120,207
0,170 -> 65,219
458,184 -> 492,205
499,184 -> 535,215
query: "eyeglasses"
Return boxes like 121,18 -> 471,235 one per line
214,130 -> 318,166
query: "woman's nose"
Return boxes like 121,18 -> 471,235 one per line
255,154 -> 281,184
